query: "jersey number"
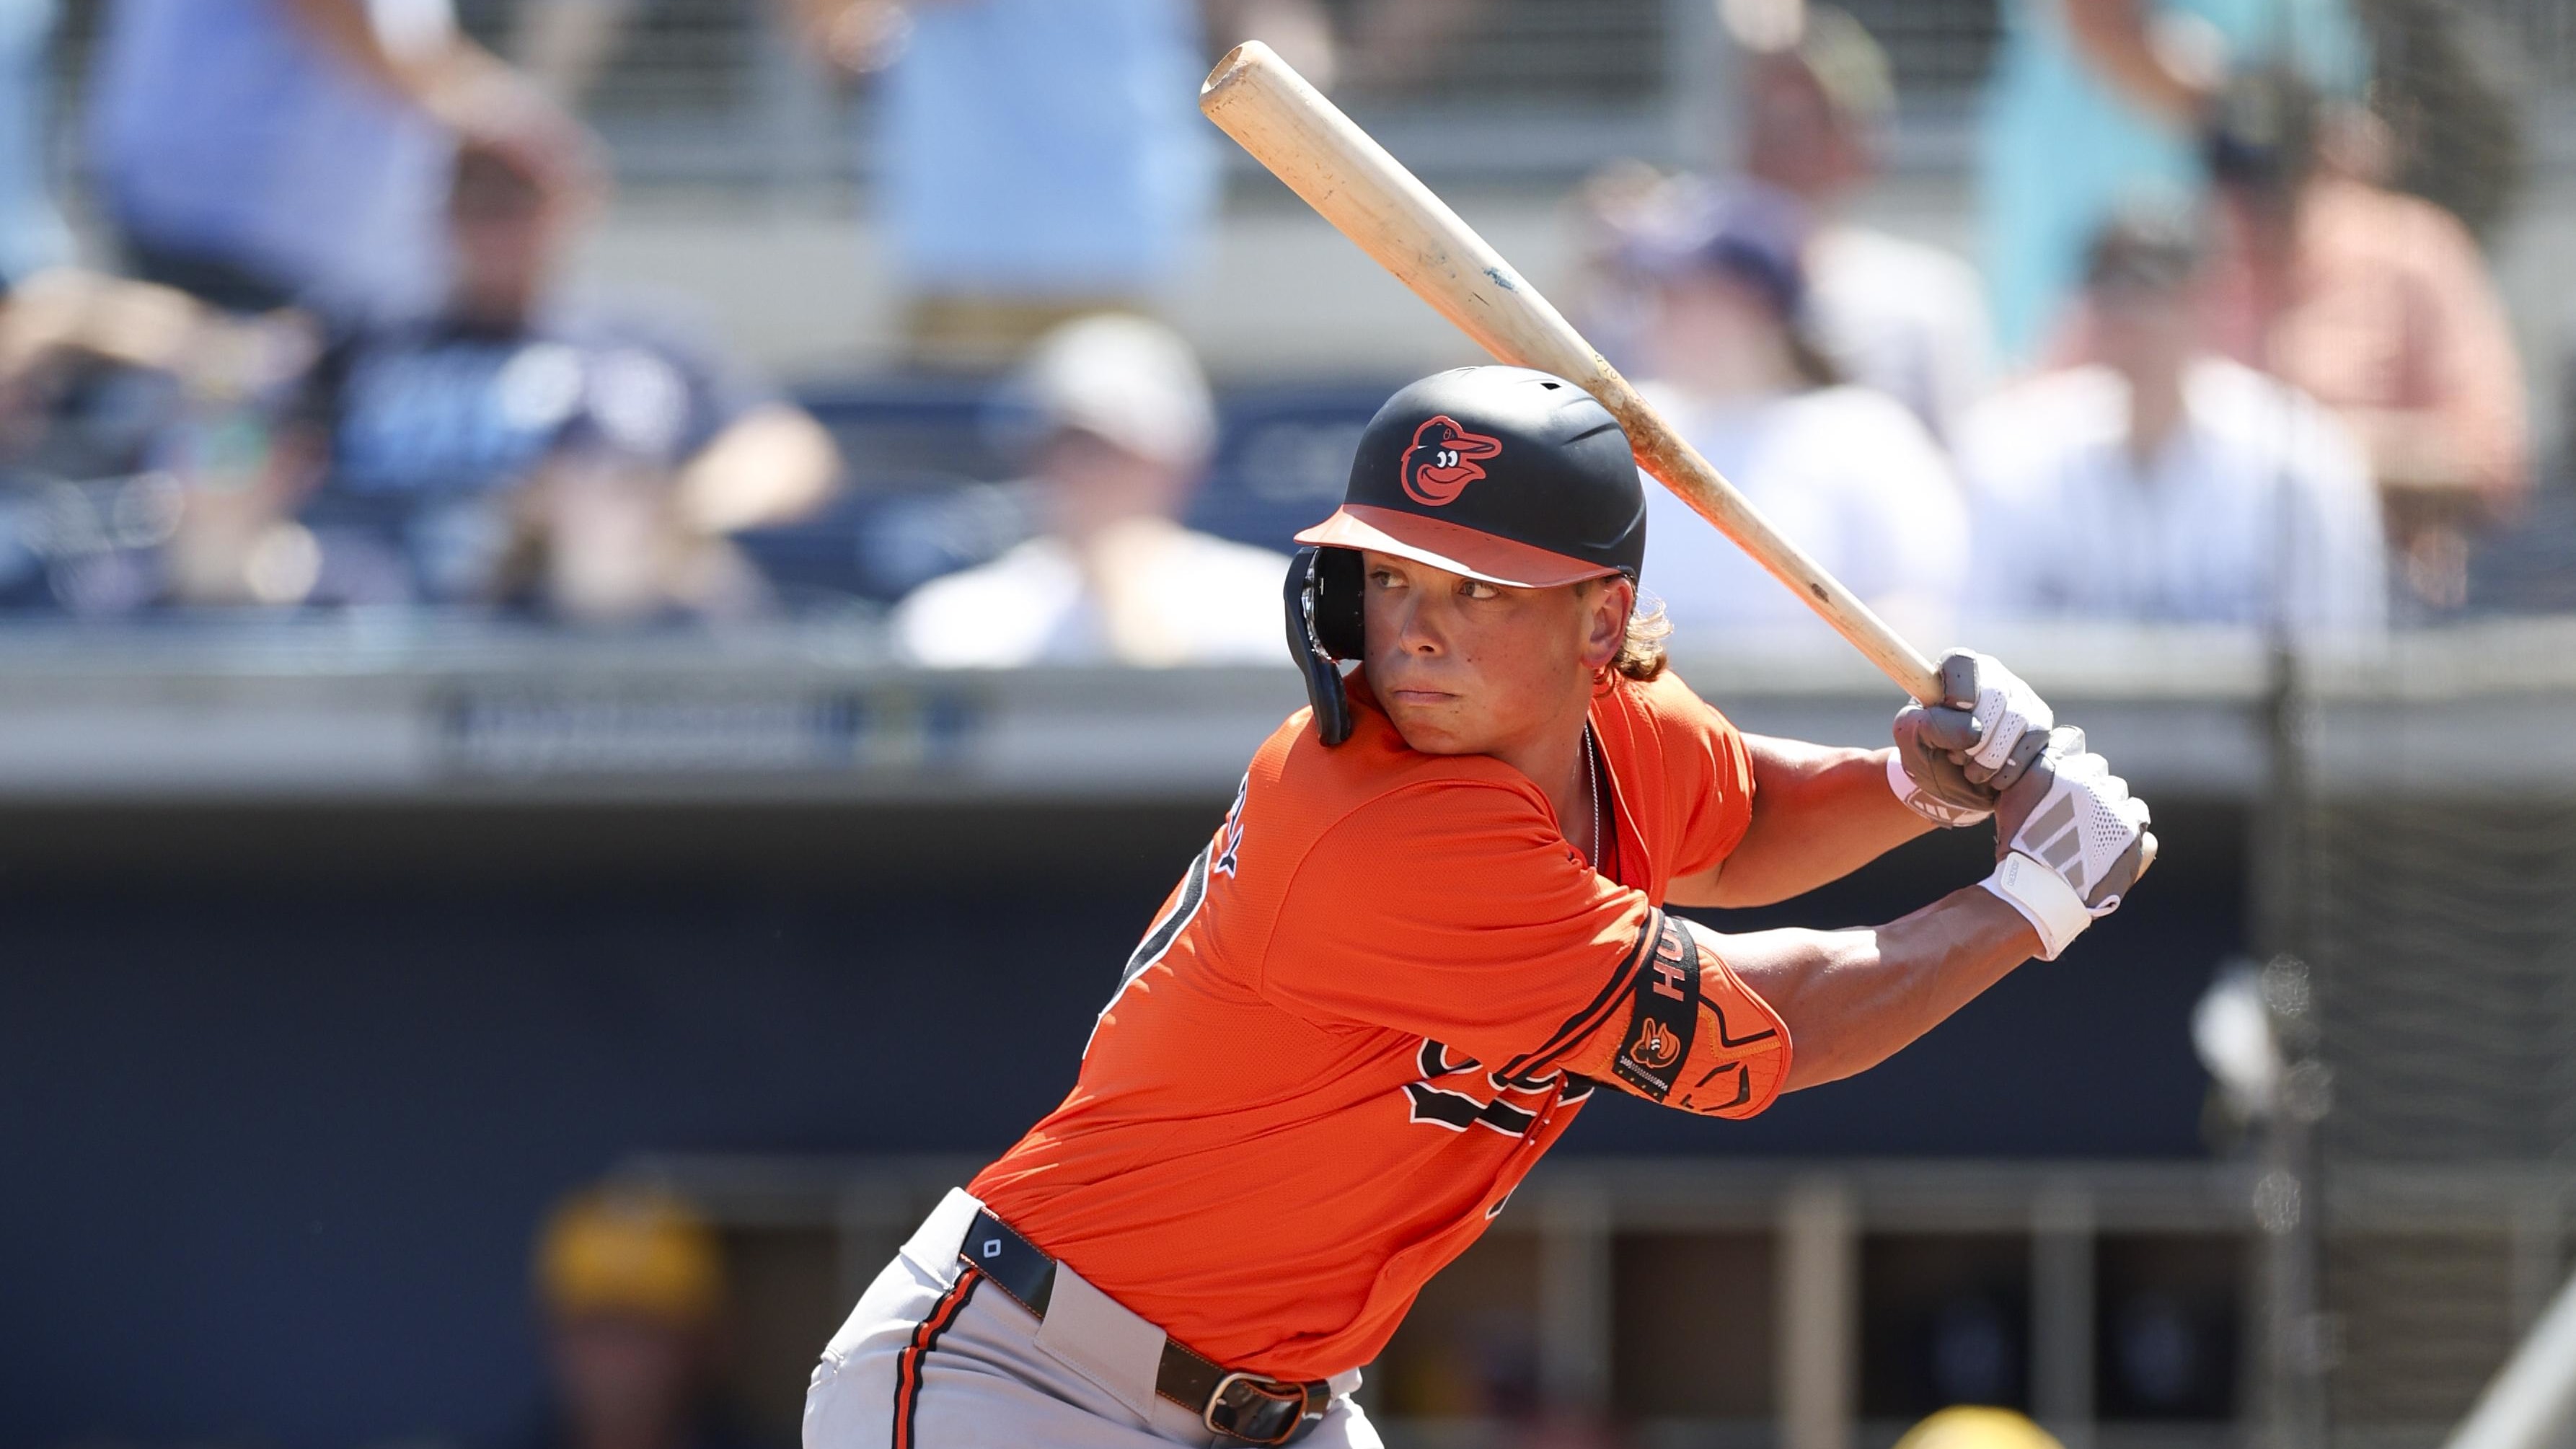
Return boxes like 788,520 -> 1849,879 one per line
1084,775 -> 1246,1057
1402,1038 -> 1592,1139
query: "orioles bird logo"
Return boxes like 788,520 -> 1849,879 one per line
1399,415 -> 1504,506
1629,1018 -> 1681,1070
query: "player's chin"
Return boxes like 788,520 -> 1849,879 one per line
1382,701 -> 1481,755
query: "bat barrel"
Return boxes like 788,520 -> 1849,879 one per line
1199,43 -> 1607,386
1200,42 -> 1944,705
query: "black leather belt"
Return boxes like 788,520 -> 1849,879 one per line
958,1209 -> 1331,1446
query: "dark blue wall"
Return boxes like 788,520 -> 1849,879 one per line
0,800 -> 2241,1449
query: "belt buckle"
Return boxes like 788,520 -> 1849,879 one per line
1203,1370 -> 1312,1445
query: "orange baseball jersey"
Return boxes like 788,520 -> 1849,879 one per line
967,667 -> 1792,1380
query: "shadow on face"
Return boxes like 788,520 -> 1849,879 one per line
1360,549 -> 1629,758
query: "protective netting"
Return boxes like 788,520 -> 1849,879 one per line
2326,1231 -> 2523,1428
2292,746 -> 2576,1433
2361,0 -> 2532,244
2309,799 -> 2576,1164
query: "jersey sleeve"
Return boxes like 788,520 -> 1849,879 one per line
1547,910 -> 1792,1119
1648,674 -> 1759,881
1261,779 -> 1789,1119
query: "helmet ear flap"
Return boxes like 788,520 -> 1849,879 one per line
1284,547 -> 1366,746
1311,547 -> 1364,659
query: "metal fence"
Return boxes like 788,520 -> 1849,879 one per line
433,0 -> 2572,188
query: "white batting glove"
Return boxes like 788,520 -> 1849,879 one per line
1888,649 -> 2055,827
1980,727 -> 2157,960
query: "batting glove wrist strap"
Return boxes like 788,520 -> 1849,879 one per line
1980,726 -> 2157,961
1982,853 -> 2093,961
1887,749 -> 1992,827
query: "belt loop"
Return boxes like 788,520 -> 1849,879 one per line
1031,1257 -> 1168,1422
899,1189 -> 986,1283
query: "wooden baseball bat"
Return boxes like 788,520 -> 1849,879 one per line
1199,41 -> 1944,705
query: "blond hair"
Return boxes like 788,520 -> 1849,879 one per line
1614,598 -> 1672,680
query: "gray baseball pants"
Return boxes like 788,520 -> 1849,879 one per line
803,1188 -> 1380,1449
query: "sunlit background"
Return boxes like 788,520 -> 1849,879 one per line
1,1 -> 2573,1448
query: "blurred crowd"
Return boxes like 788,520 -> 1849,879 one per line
0,0 -> 2553,656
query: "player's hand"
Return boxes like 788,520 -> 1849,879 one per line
1887,649 -> 2054,827
1980,726 -> 2156,959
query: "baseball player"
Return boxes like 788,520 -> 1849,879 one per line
804,366 -> 2153,1448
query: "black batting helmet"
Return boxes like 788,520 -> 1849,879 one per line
1297,366 -> 1645,586
1284,366 -> 1646,745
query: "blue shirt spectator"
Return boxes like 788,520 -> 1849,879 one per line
172,141 -> 839,619
291,309 -> 755,602
0,1 -> 71,283
873,0 -> 1217,346
1977,0 -> 2365,361
85,0 -> 453,316
84,0 -> 596,321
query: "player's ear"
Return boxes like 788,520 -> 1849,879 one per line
1579,575 -> 1632,671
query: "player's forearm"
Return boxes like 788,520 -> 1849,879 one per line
1679,739 -> 1931,908
1699,888 -> 2039,1091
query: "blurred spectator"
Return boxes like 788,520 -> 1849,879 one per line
1958,211 -> 2386,634
0,268 -> 311,614
2359,0 -> 2524,246
519,1188 -> 769,1449
1620,180 -> 1966,648
892,313 -> 1286,667
84,0 -> 596,321
0,1 -> 71,284
1977,0 -> 2365,363
799,0 -> 1219,371
2199,72 -> 2528,610
532,2 -> 1492,374
779,0 -> 1501,370
1732,6 -> 1992,444
173,141 -> 840,621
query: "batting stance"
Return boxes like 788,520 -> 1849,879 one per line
805,367 -> 2154,1448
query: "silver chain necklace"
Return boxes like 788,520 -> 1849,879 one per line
1583,724 -> 1603,868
